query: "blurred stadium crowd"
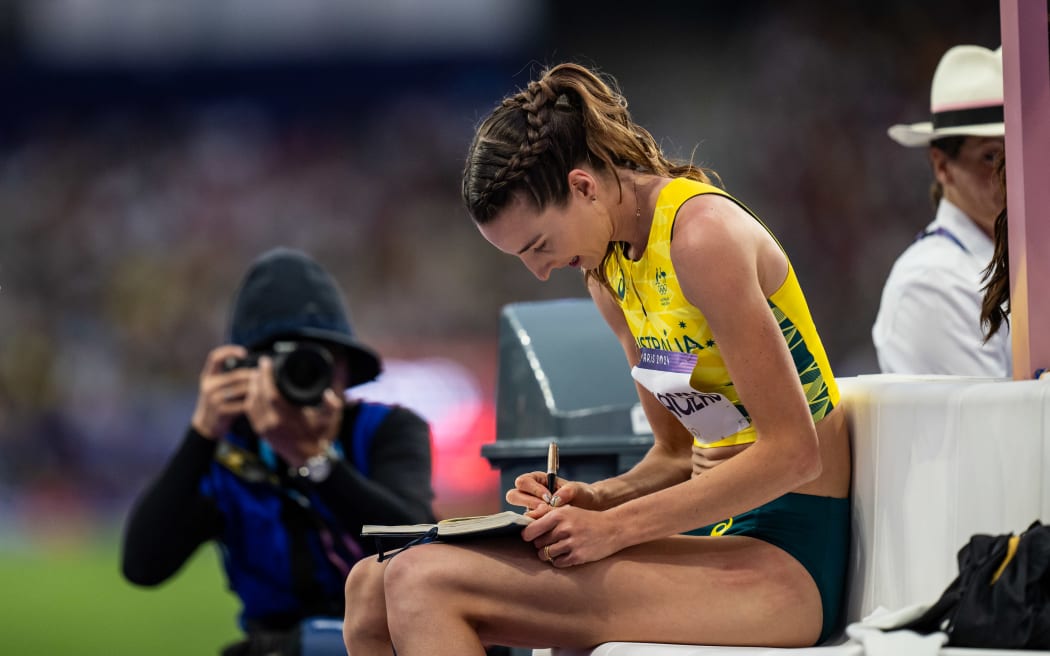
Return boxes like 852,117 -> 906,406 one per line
0,1 -> 1002,537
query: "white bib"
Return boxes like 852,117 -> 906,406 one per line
631,348 -> 750,445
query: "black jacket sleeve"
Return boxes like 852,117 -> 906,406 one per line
120,428 -> 224,586
313,403 -> 436,542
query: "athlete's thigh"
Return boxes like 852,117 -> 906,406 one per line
389,534 -> 821,649
565,535 -> 823,647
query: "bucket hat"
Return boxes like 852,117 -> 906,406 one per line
228,247 -> 381,387
888,45 -> 1004,147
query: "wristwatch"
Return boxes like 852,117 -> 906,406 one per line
293,446 -> 341,483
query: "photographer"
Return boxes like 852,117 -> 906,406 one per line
122,247 -> 436,656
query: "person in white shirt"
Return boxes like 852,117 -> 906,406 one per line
873,44 -> 1010,377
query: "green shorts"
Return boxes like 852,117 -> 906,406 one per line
686,492 -> 850,644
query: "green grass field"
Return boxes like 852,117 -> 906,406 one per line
0,531 -> 242,655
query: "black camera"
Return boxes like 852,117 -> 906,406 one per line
223,340 -> 335,406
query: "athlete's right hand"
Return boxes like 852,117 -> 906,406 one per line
190,345 -> 253,439
506,472 -> 601,519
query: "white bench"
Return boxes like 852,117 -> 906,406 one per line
537,374 -> 1050,656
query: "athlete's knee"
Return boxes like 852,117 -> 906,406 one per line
343,556 -> 387,653
345,555 -> 381,609
383,545 -> 460,630
383,544 -> 442,597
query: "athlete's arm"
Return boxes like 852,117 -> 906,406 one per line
598,194 -> 823,545
580,274 -> 694,510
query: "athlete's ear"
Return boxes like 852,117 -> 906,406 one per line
567,169 -> 598,201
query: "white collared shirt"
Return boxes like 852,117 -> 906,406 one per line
872,199 -> 1012,377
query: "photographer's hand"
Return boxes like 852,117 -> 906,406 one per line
245,356 -> 343,467
191,345 -> 253,439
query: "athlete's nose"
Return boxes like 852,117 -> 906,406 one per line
522,255 -> 552,281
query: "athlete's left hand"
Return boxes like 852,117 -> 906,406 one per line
522,505 -> 625,568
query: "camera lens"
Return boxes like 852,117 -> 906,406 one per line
272,342 -> 334,406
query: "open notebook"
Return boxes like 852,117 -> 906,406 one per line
361,510 -> 533,540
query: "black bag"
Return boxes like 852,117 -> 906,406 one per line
897,520 -> 1050,648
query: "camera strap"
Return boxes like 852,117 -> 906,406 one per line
215,440 -> 283,487
214,402 -> 393,583
215,439 -> 361,577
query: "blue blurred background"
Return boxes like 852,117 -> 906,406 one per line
0,1 -> 1002,652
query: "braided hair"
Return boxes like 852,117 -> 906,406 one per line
462,63 -> 717,285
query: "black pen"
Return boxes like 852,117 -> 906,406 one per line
547,442 -> 559,497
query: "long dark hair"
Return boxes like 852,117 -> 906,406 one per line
461,62 -> 717,286
980,150 -> 1009,341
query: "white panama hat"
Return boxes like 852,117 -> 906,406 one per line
888,44 -> 1004,147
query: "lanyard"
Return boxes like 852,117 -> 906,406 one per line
914,226 -> 970,255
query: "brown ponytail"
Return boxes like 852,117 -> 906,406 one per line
462,62 -> 718,286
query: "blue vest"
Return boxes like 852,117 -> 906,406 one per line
201,402 -> 391,628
